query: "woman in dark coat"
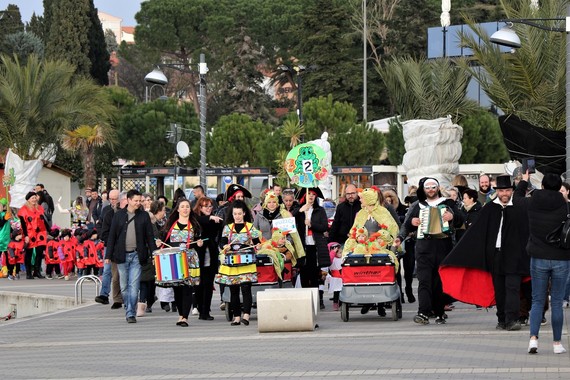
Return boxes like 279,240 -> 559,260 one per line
295,187 -> 330,309
193,196 -> 223,320
456,188 -> 482,241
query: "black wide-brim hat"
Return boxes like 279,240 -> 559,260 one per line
225,184 -> 252,201
297,187 -> 324,204
494,174 -> 514,189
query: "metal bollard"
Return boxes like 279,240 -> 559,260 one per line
74,275 -> 102,305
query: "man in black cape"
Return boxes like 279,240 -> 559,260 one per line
439,174 -> 530,330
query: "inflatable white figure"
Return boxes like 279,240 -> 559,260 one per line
402,116 -> 463,187
4,149 -> 44,208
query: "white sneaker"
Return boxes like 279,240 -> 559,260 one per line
528,339 -> 538,354
554,344 -> 567,354
191,307 -> 199,315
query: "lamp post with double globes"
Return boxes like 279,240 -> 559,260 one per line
490,7 -> 570,179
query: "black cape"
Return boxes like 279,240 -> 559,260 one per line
439,199 -> 529,307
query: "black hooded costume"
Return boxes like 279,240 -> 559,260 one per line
439,176 -> 530,312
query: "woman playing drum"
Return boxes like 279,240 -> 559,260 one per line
216,200 -> 261,326
160,199 -> 203,327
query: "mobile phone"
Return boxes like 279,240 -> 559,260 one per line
522,157 -> 536,174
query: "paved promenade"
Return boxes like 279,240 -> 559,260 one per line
0,279 -> 569,379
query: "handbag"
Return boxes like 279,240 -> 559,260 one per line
546,202 -> 570,249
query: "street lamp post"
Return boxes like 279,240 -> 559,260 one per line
490,7 -> 570,179
144,56 -> 209,189
144,67 -> 168,103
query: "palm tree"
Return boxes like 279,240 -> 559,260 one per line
61,125 -> 115,190
281,118 -> 305,148
0,54 -> 115,160
377,56 -> 479,121
457,0 -> 566,131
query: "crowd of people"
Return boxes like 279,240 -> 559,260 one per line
2,174 -> 570,354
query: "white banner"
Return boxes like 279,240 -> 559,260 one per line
5,149 -> 43,208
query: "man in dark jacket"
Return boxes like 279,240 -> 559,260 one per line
105,190 -> 157,323
329,184 -> 361,245
514,172 -> 569,355
403,177 -> 463,325
95,190 -> 124,308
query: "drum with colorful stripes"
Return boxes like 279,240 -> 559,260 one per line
154,247 -> 200,287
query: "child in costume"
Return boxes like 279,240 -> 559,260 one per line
45,227 -> 63,279
256,228 -> 295,280
58,229 -> 76,280
327,242 -> 343,311
6,229 -> 25,280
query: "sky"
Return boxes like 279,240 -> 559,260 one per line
2,0 -> 144,26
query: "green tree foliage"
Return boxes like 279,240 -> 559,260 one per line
386,117 -> 405,165
378,56 -> 478,121
45,0 -> 91,78
301,95 -> 384,165
0,4 -> 24,40
105,29 -> 118,54
458,0 -> 566,131
115,98 -> 199,166
293,0 -> 362,109
87,1 -> 110,85
3,31 -> 44,64
459,110 -> 509,163
26,13 -> 44,41
207,113 -> 272,167
116,42 -> 161,102
0,55 -> 115,160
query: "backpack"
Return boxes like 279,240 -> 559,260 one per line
546,203 -> 570,249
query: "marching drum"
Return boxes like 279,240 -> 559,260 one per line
224,245 -> 256,266
154,247 -> 200,287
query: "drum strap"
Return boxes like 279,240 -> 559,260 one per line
228,223 -> 252,244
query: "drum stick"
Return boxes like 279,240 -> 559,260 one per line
188,238 -> 209,245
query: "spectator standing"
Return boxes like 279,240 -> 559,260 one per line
105,190 -> 157,323
514,172 -> 570,354
329,184 -> 361,246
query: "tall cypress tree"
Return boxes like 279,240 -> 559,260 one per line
45,0 -> 91,78
87,1 -> 110,85
0,4 -> 25,40
26,13 -> 45,41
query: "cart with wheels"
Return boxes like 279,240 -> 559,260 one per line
339,253 -> 401,322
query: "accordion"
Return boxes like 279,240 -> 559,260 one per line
417,205 -> 450,239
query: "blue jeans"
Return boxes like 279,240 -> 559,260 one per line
529,257 -> 570,341
100,250 -> 112,297
564,269 -> 570,301
117,251 -> 141,318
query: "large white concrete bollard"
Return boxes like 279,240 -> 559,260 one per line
257,288 -> 316,333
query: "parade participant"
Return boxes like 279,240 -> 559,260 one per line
254,190 -> 305,266
514,171 -> 570,354
0,199 -> 11,269
282,189 -> 300,216
295,187 -> 330,309
330,184 -> 361,246
18,191 -> 49,279
400,178 -> 461,325
106,190 -> 157,324
160,198 -> 203,327
193,196 -> 223,321
440,175 -> 529,330
327,242 -> 343,311
6,229 -> 25,280
216,200 -> 261,326
58,229 -> 75,280
44,227 -> 63,279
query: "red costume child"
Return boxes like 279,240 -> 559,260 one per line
6,230 -> 25,279
58,229 -> 76,280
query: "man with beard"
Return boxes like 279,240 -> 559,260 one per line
478,174 -> 496,205
329,184 -> 361,245
402,178 -> 462,325
440,175 -> 529,331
